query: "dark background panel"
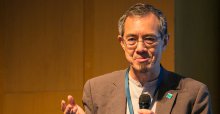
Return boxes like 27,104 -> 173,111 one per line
175,0 -> 220,113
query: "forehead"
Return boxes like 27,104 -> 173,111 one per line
124,13 -> 160,36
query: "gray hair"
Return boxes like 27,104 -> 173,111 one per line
118,3 -> 168,38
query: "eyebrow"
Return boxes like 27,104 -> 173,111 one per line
143,34 -> 158,37
125,34 -> 137,38
125,33 -> 158,38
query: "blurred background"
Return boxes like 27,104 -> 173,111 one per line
0,0 -> 219,114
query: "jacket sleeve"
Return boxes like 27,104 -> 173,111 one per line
82,80 -> 94,114
191,85 -> 212,114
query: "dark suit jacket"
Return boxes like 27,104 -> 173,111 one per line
82,68 -> 212,114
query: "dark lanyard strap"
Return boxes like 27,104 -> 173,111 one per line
125,67 -> 163,114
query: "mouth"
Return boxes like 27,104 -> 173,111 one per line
134,57 -> 150,63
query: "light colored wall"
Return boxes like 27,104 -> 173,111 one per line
0,0 -> 174,114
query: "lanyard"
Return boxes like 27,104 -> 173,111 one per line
125,67 -> 163,114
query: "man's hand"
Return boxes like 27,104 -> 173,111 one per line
138,109 -> 155,114
61,95 -> 85,114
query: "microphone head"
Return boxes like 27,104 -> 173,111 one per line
139,93 -> 151,109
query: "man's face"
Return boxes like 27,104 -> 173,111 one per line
119,14 -> 168,73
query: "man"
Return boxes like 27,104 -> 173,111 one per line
61,3 -> 212,114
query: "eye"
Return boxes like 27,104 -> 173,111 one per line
126,37 -> 137,45
127,37 -> 136,42
143,36 -> 157,44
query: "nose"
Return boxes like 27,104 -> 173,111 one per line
136,40 -> 147,53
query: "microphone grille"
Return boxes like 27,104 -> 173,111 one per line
139,93 -> 151,109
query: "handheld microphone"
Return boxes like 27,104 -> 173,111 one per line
139,93 -> 151,109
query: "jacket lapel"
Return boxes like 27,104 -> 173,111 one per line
109,70 -> 127,114
108,68 -> 182,114
156,90 -> 178,114
156,68 -> 181,114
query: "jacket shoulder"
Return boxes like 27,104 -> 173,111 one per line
164,70 -> 208,92
83,69 -> 126,94
181,77 -> 207,89
90,70 -> 126,83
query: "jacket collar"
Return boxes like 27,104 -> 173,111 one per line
156,67 -> 182,114
110,67 -> 182,114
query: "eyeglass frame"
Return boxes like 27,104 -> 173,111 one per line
122,34 -> 163,49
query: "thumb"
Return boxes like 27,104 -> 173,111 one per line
68,95 -> 76,106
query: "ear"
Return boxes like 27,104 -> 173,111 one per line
117,35 -> 125,50
162,34 -> 169,51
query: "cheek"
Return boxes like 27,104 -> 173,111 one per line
152,47 -> 163,60
147,46 -> 159,58
149,46 -> 162,58
124,49 -> 135,61
148,48 -> 156,56
125,48 -> 134,57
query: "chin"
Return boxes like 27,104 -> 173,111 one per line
133,62 -> 152,73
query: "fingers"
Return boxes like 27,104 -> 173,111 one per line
61,95 -> 79,114
64,104 -> 72,114
72,105 -> 78,113
64,104 -> 78,114
138,109 -> 155,114
61,100 -> 66,112
68,95 -> 76,106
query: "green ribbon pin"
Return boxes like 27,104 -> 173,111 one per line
166,93 -> 173,99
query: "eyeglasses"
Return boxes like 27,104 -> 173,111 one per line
123,35 -> 161,49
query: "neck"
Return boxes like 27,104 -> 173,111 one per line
129,66 -> 160,86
